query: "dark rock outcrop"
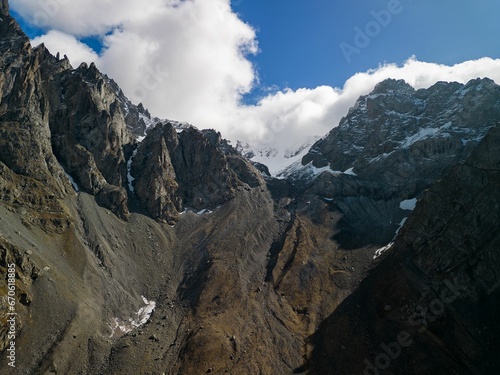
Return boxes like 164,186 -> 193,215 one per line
0,0 -> 8,16
302,78 -> 500,182
173,127 -> 241,209
302,123 -> 500,374
0,5 -> 74,232
47,62 -> 133,188
131,123 -> 245,222
0,13 -> 69,198
293,78 -> 500,247
130,123 -> 182,223
42,60 -> 138,218
1,2 -> 169,220
0,4 -> 135,219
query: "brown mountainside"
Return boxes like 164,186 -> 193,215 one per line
1,2 -> 499,374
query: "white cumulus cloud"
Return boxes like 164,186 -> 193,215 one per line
11,0 -> 167,36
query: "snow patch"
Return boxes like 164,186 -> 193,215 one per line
168,120 -> 195,133
135,296 -> 156,326
396,217 -> 407,235
109,296 -> 156,338
373,218 -> 408,259
247,136 -> 320,176
374,242 -> 393,259
311,164 -> 340,176
400,198 -> 417,211
343,167 -> 357,176
279,160 -> 360,181
181,206 -> 219,216
278,161 -> 342,181
400,127 -> 440,148
196,208 -> 213,215
461,134 -> 485,145
369,152 -> 394,164
65,173 -> 79,192
400,122 -> 454,149
139,112 -> 158,130
122,102 -> 130,117
370,122 -> 458,164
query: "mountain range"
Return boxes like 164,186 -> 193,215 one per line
1,1 -> 499,374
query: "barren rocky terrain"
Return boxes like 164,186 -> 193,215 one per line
1,1 -> 499,374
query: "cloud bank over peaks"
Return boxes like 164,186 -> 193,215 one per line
12,0 -> 500,174
227,57 -> 500,173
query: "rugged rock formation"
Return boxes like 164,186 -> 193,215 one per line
0,14 -> 68,198
130,123 -> 182,223
302,78 -> 500,179
291,78 -> 500,247
0,7 -> 74,238
0,0 -> 8,16
0,2 -> 499,374
2,2 -> 249,222
301,123 -> 500,375
130,122 -> 250,223
47,61 -> 133,188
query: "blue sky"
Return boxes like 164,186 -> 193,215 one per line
232,0 -> 500,97
9,0 -> 500,172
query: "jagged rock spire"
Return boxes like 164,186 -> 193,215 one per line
1,0 -> 9,16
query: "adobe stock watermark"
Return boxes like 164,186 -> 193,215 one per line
32,0 -> 70,28
131,65 -> 170,104
363,278 -> 465,375
340,0 -> 412,64
6,263 -> 17,368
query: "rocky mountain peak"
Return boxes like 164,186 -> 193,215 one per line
291,77 -> 500,247
1,10 -> 258,222
0,0 -> 8,17
302,77 -> 500,175
129,121 -> 252,223
33,43 -> 72,75
77,61 -> 101,81
0,4 -> 29,55
371,77 -> 413,94
463,76 -> 496,88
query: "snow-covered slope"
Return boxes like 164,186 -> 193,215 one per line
235,136 -> 319,176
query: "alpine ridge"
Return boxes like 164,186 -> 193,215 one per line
1,2 -> 499,374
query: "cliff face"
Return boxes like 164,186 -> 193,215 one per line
302,124 -> 500,375
1,2 -> 500,374
288,78 -> 500,248
0,0 -> 8,16
131,123 -> 242,223
302,78 -> 500,180
0,9 -> 73,236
